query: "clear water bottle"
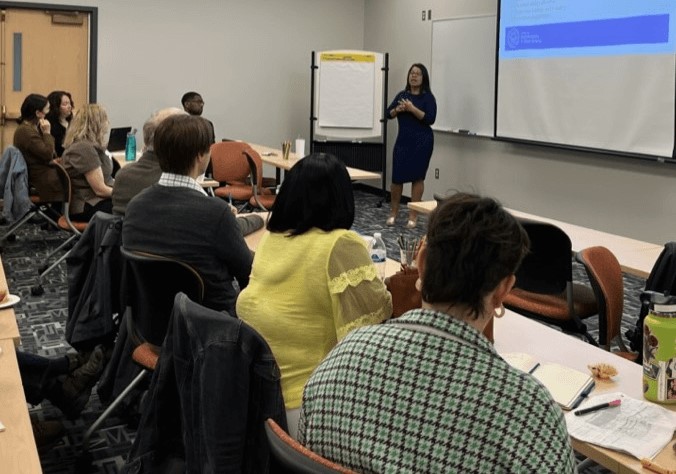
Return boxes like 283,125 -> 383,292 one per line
370,232 -> 387,280
125,129 -> 137,162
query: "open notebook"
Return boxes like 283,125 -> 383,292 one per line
502,353 -> 595,410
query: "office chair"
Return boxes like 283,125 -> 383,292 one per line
81,248 -> 204,451
503,219 -> 599,344
210,141 -> 255,205
576,246 -> 634,356
0,146 -> 61,248
31,161 -> 89,296
264,418 -> 357,474
244,148 -> 276,211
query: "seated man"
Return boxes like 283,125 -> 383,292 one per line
112,107 -> 262,235
123,115 -> 253,314
112,107 -> 183,215
181,91 -> 215,143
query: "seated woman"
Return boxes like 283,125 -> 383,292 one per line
13,93 -> 61,203
299,193 -> 577,472
236,153 -> 392,437
61,104 -> 114,221
46,90 -> 73,157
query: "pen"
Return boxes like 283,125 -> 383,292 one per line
641,458 -> 676,474
573,399 -> 621,416
528,362 -> 540,374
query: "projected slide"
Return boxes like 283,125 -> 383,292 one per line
496,0 -> 676,158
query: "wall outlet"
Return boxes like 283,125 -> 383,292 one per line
422,10 -> 426,21
434,168 -> 439,179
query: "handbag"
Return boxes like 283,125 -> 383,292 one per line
385,266 -> 422,318
385,266 -> 494,342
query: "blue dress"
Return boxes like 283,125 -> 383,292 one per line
387,90 -> 437,184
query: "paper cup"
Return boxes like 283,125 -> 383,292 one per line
295,138 -> 305,158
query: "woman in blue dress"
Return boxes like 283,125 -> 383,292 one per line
386,63 -> 437,229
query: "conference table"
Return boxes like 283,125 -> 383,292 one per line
0,257 -> 42,473
495,310 -> 676,473
248,143 -> 382,183
408,200 -> 662,278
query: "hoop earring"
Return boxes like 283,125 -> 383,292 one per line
494,305 -> 505,318
415,278 -> 422,292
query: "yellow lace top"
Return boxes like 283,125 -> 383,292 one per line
236,228 -> 393,409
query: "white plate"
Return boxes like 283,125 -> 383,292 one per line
0,294 -> 20,309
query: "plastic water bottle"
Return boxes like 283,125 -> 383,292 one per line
125,129 -> 137,162
370,232 -> 387,280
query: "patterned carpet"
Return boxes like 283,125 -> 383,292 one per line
1,187 -> 645,473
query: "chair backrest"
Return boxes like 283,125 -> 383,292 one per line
577,246 -> 623,346
242,147 -> 264,188
514,219 -> 573,294
51,160 -> 89,232
264,418 -> 357,474
210,141 -> 251,185
121,247 -> 205,347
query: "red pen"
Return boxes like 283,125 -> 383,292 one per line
573,399 -> 621,416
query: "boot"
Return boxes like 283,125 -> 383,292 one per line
31,419 -> 64,448
61,345 -> 106,399
44,377 -> 91,419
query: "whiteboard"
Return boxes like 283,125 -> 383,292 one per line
431,15 -> 496,137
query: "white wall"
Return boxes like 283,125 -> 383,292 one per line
4,0 -> 365,150
6,0 -> 674,244
365,0 -> 676,245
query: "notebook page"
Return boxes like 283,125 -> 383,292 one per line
533,363 -> 594,409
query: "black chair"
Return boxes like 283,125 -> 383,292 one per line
0,146 -> 61,248
503,219 -> 599,344
81,247 -> 204,451
264,418 -> 357,474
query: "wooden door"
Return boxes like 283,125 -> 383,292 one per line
0,8 -> 90,150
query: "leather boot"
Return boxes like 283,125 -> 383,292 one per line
31,419 -> 64,448
61,345 -> 106,400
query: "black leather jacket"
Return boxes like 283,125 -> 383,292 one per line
124,293 -> 287,473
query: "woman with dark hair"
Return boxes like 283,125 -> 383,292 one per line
386,63 -> 437,229
13,93 -> 61,202
299,193 -> 576,472
237,153 -> 392,437
61,104 -> 114,221
46,91 -> 73,157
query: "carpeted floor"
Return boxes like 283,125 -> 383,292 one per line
1,187 -> 645,473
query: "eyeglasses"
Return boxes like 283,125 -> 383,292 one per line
409,72 -> 422,77
189,99 -> 204,105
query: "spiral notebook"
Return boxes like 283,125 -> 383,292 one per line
502,353 -> 595,410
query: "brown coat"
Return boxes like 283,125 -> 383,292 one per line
13,121 -> 61,202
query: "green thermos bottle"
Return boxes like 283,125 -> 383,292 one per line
641,291 -> 676,404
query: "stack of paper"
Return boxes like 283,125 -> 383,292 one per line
565,392 -> 676,460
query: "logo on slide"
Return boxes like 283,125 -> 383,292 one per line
506,27 -> 520,49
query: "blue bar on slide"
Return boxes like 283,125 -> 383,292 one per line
13,33 -> 22,91
505,14 -> 669,51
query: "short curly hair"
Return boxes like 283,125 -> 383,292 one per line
421,193 -> 529,319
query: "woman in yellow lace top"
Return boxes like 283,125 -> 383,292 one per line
236,153 -> 392,435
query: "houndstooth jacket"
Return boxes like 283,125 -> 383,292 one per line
299,308 -> 577,473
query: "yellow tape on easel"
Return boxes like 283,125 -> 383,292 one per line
320,53 -> 375,63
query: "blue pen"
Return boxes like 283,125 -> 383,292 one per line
229,193 -> 233,206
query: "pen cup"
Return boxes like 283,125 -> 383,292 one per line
282,141 -> 291,160
400,248 -> 417,269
